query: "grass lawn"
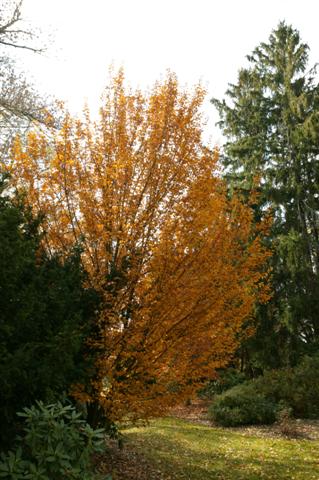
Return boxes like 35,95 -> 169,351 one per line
123,417 -> 319,479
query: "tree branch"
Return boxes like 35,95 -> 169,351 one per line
0,39 -> 42,53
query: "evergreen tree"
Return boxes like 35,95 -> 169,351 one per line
0,174 -> 99,450
212,22 -> 319,368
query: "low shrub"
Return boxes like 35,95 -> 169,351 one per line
275,403 -> 300,438
209,354 -> 319,427
292,354 -> 319,417
0,401 -> 110,480
198,368 -> 246,399
251,355 -> 319,419
208,383 -> 278,427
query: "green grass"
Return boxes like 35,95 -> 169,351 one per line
123,417 -> 319,479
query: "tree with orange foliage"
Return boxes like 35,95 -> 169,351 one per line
8,71 -> 271,425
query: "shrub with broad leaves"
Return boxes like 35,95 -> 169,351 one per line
0,401 -> 111,480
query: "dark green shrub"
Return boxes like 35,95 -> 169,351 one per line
254,355 -> 319,418
292,355 -> 319,417
208,383 -> 278,427
0,401 -> 110,480
209,355 -> 319,427
0,176 -> 100,450
198,368 -> 246,399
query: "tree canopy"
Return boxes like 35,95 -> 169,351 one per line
8,72 -> 271,422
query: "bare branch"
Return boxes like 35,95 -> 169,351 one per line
0,39 -> 42,52
0,1 -> 22,34
0,0 -> 43,54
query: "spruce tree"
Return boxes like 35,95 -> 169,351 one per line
212,22 -> 319,368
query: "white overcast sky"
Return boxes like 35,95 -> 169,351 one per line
14,0 -> 319,143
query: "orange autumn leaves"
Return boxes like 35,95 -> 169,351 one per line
8,72 -> 271,420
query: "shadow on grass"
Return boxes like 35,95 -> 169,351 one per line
125,419 -> 319,480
